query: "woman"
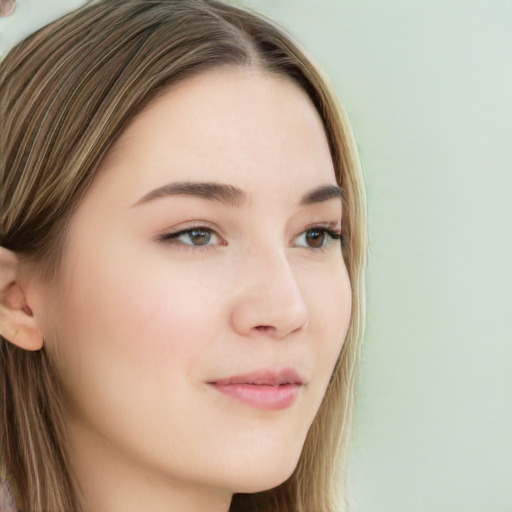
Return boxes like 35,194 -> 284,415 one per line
0,0 -> 367,510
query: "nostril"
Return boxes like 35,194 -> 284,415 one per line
254,325 -> 275,335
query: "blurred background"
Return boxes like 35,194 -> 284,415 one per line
1,1 -> 511,511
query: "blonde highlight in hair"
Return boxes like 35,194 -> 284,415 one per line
0,1 -> 367,510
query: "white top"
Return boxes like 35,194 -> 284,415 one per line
0,478 -> 17,512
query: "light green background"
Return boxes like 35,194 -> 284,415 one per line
1,1 -> 511,511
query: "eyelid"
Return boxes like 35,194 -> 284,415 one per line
298,220 -> 342,238
302,219 -> 342,231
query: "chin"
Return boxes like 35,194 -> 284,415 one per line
227,449 -> 301,494
209,415 -> 312,494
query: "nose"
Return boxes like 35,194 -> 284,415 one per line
229,250 -> 309,339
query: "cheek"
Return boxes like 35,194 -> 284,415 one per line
304,255 -> 351,329
288,257 -> 351,413
309,261 -> 351,384
72,266 -> 216,366
45,249 -> 233,477
48,243 -> 225,422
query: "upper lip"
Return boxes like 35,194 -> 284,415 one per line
210,367 -> 306,386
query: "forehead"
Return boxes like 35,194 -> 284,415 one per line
93,67 -> 336,205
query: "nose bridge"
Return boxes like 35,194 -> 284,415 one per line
230,243 -> 309,338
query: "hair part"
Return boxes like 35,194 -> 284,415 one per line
0,1 -> 367,510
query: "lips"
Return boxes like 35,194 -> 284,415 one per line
209,368 -> 305,411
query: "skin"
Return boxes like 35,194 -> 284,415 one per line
27,68 -> 352,512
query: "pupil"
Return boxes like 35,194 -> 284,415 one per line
306,230 -> 324,248
190,230 -> 211,246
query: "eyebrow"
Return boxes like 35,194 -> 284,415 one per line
300,184 -> 345,205
133,181 -> 344,208
134,181 -> 246,207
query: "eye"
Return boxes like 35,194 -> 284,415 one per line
294,227 -> 342,250
158,227 -> 223,247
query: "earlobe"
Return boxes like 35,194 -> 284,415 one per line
0,247 -> 44,351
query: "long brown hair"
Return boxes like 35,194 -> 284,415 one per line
0,1 -> 367,510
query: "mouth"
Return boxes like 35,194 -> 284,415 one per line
208,368 -> 306,411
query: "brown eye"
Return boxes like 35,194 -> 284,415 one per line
294,227 -> 341,250
305,229 -> 326,248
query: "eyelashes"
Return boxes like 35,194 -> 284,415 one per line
157,224 -> 345,252
158,227 -> 225,248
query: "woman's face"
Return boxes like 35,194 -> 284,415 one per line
36,68 -> 351,507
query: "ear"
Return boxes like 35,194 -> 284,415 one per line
0,247 -> 43,351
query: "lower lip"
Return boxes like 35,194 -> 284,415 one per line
211,383 -> 302,411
